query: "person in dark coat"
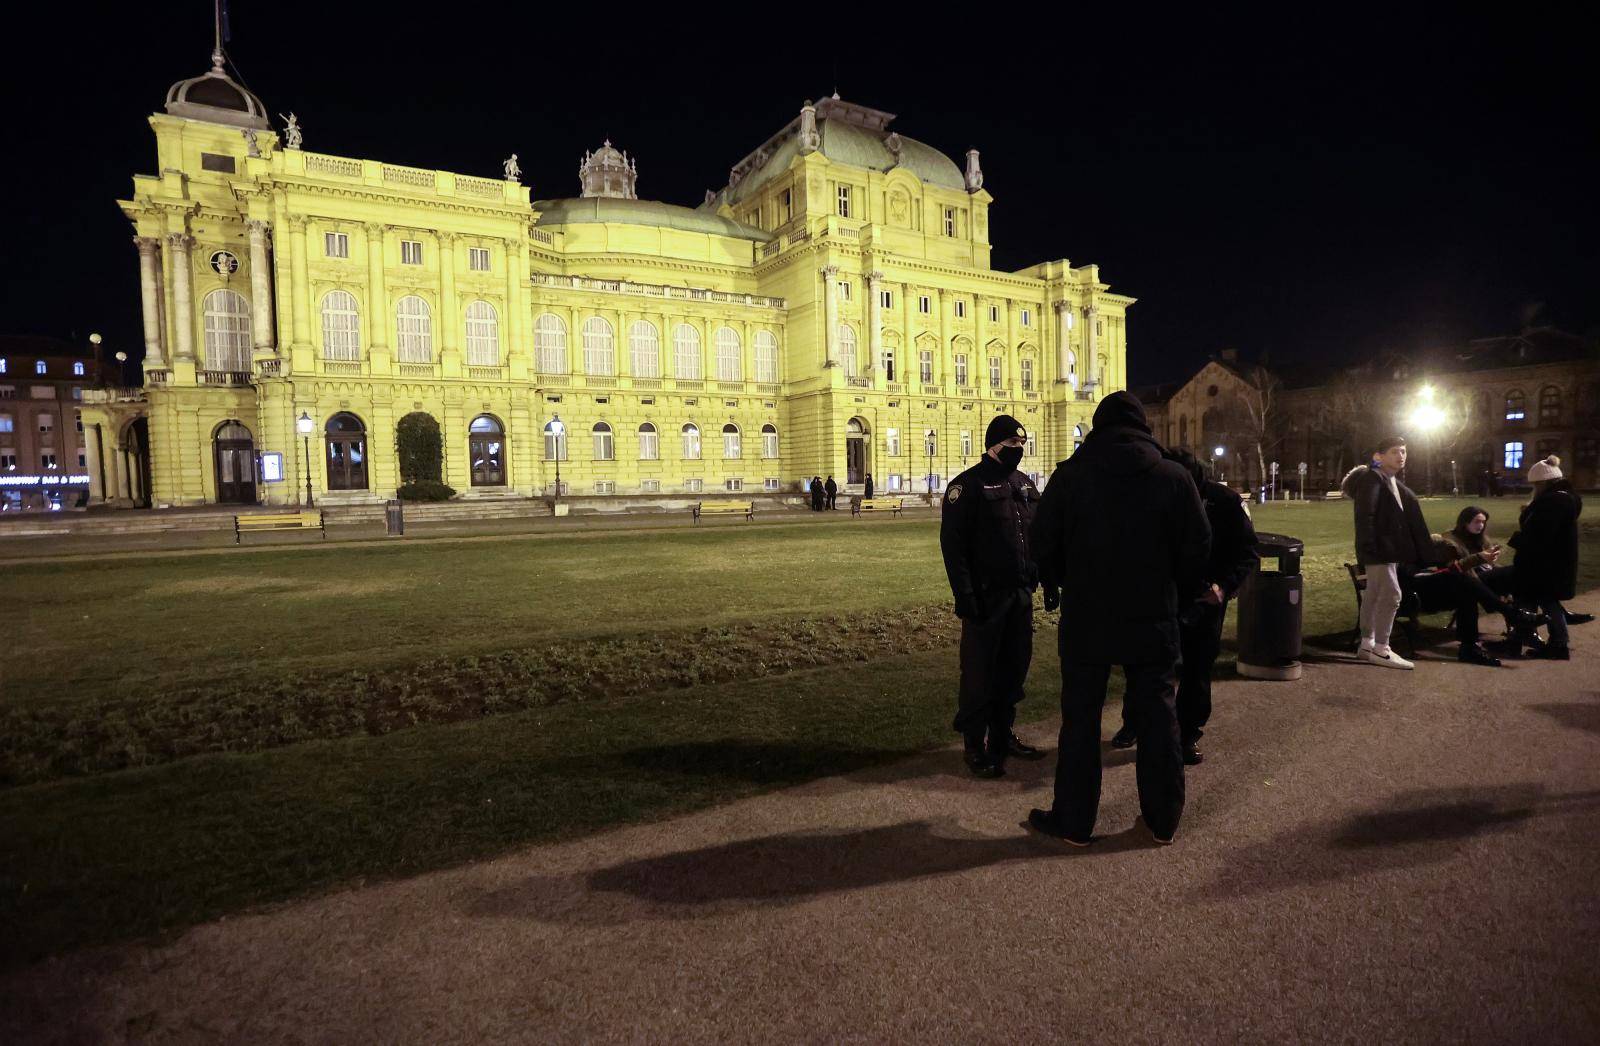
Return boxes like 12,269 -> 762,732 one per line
864,473 -> 875,500
1509,455 -> 1584,659
809,475 -> 824,511
1027,392 -> 1210,845
825,475 -> 839,510
1112,448 -> 1257,765
939,413 -> 1045,778
1341,436 -> 1435,670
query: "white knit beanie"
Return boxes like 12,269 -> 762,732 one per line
1527,454 -> 1563,483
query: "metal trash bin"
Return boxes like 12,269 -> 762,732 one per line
1236,532 -> 1303,680
385,498 -> 405,537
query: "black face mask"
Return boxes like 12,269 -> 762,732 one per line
996,446 -> 1024,471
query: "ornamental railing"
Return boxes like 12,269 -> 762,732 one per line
199,370 -> 252,386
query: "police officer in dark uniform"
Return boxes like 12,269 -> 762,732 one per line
940,414 -> 1052,778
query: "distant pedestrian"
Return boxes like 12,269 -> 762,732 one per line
1112,448 -> 1257,766
939,414 -> 1045,778
1509,455 -> 1583,660
810,476 -> 824,511
864,473 -> 875,500
1028,392 -> 1210,845
1341,435 -> 1433,670
825,475 -> 838,510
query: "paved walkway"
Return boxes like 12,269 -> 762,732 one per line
5,596 -> 1599,1044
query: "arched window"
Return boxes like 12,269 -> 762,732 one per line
534,314 -> 568,374
212,420 -> 256,504
681,423 -> 701,460
34,360 -> 46,375
1539,385 -> 1562,425
543,418 -> 567,461
1505,389 -> 1526,421
754,331 -> 779,383
674,324 -> 702,379
715,327 -> 742,381
73,361 -> 85,376
1073,424 -> 1085,453
838,325 -> 858,378
723,423 -> 741,459
592,421 -> 614,461
583,317 -> 615,375
324,412 -> 368,489
629,321 -> 660,378
762,423 -> 779,459
202,289 -> 251,372
396,295 -> 433,363
465,301 -> 499,366
320,290 -> 361,361
468,414 -> 505,486
638,422 -> 659,460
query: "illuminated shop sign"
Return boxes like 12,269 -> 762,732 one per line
0,474 -> 91,487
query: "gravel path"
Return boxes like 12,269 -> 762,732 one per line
6,596 -> 1599,1044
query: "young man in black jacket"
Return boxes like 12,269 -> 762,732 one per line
1027,393 -> 1211,846
1112,448 -> 1258,765
1341,436 -> 1434,670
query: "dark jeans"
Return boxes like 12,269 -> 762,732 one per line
1409,568 -> 1515,644
1055,657 -> 1184,840
1122,600 -> 1224,743
953,589 -> 1033,758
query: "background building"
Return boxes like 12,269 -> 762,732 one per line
0,336 -> 107,511
81,50 -> 1133,510
1140,329 -> 1600,494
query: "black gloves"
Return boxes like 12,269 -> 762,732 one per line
1042,585 -> 1060,612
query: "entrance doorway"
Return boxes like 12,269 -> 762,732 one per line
325,412 -> 369,490
846,416 -> 869,484
121,417 -> 152,507
213,421 -> 257,504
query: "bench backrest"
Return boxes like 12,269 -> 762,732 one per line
238,512 -> 320,527
696,501 -> 752,512
859,499 -> 903,509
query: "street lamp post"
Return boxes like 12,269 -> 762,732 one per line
547,413 -> 565,505
296,411 -> 315,507
1213,445 -> 1226,485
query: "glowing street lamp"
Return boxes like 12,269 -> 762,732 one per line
1213,445 -> 1226,483
296,411 -> 315,507
1409,391 -> 1447,494
547,414 -> 565,503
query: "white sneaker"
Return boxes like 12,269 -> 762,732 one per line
1360,647 -> 1414,670
1357,637 -> 1376,654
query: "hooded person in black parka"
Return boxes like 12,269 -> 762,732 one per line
1026,391 -> 1211,846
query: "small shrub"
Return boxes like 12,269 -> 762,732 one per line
397,481 -> 456,502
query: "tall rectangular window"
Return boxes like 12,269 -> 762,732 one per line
780,189 -> 792,223
401,240 -> 422,265
837,185 -> 852,218
989,304 -> 999,322
954,300 -> 966,319
685,478 -> 703,493
1504,441 -> 1524,469
838,280 -> 851,302
961,431 -> 972,458
38,413 -> 53,432
943,207 -> 955,236
920,350 -> 933,384
919,295 -> 931,314
0,413 -> 10,432
0,451 -> 14,469
724,478 -> 743,492
879,289 -> 893,309
324,232 -> 349,258
886,428 -> 901,456
989,357 -> 1002,389
1021,308 -> 1032,327
955,355 -> 968,387
468,247 -> 490,271
880,347 -> 896,382
1020,358 -> 1034,391
41,453 -> 57,470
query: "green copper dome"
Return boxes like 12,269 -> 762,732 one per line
533,197 -> 772,242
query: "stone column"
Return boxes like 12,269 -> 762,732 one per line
1054,300 -> 1072,386
867,270 -> 883,381
288,217 -> 311,348
365,223 -> 389,366
166,233 -> 196,360
1084,304 -> 1099,389
439,234 -> 460,373
821,264 -> 839,368
134,237 -> 166,368
246,220 -> 276,356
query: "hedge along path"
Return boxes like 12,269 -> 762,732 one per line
0,602 -> 1005,787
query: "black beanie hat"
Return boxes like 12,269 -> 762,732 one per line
984,414 -> 1027,449
1090,390 -> 1151,433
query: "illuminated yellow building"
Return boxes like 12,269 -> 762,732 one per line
84,45 -> 1135,509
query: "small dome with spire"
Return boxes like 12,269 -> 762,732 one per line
578,139 -> 639,199
165,48 -> 270,130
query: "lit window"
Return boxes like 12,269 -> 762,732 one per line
1504,441 -> 1524,469
324,232 -> 349,258
465,301 -> 500,366
401,240 -> 422,265
34,360 -> 46,375
762,423 -> 779,458
674,325 -> 702,380
592,422 -> 614,461
838,326 -> 858,378
73,362 -> 85,376
919,350 -> 934,384
396,296 -> 433,363
582,317 -> 615,375
468,247 -> 490,271
0,413 -> 11,433
837,184 -> 852,218
535,314 -> 568,374
629,321 -> 661,378
886,428 -> 901,456
202,289 -> 252,372
723,423 -> 741,459
754,331 -> 779,384
1020,358 -> 1034,391
638,422 -> 660,460
320,291 -> 361,361
715,327 -> 742,382
682,423 -> 701,460
954,354 -> 968,387
543,420 -> 567,461
1505,390 -> 1525,421
989,357 -> 1002,389
0,360 -> 6,374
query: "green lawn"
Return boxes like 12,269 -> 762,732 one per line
2,497 -> 1595,966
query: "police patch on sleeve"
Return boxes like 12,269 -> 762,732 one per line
945,483 -> 962,503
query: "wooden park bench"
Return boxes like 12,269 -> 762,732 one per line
851,497 -> 904,518
1345,562 -> 1426,653
691,500 -> 754,523
235,510 -> 327,544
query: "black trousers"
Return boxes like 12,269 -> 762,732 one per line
1056,658 -> 1183,840
1121,601 -> 1224,743
1410,569 -> 1513,643
953,589 -> 1033,756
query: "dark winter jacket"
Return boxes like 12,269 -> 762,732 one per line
1031,392 -> 1211,665
1198,478 -> 1259,600
939,454 -> 1040,617
1509,480 -> 1583,602
1341,465 -> 1434,568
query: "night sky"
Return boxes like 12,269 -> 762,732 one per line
3,6 -> 1593,385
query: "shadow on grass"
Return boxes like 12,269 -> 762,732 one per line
1195,783 -> 1600,902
